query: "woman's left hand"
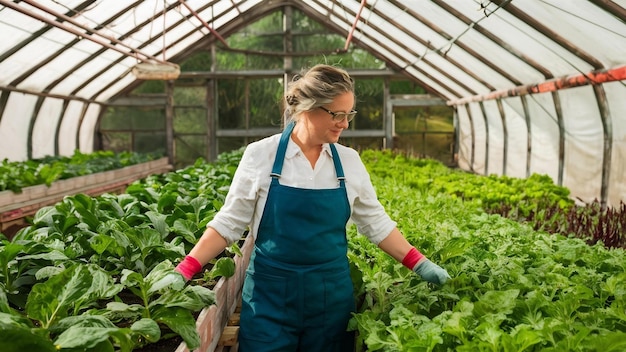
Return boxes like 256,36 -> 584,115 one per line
413,259 -> 451,285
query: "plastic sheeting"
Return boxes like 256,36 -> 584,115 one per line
0,0 -> 625,206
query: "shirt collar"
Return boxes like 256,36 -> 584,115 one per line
285,138 -> 333,159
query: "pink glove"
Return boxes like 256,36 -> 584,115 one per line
402,247 -> 425,269
175,255 -> 202,281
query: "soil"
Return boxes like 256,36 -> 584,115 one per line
134,336 -> 183,352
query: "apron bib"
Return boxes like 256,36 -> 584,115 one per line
239,121 -> 355,352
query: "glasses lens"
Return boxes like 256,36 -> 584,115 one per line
332,111 -> 356,122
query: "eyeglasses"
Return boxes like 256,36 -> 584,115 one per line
318,106 -> 357,123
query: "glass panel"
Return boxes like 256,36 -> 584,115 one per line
180,51 -> 212,71
218,79 -> 246,129
217,137 -> 246,156
174,107 -> 207,133
338,137 -> 383,151
133,81 -> 166,94
353,79 -> 384,130
174,86 -> 205,106
134,132 -> 166,156
394,106 -> 454,133
175,134 -> 207,169
216,11 -> 284,70
101,132 -> 131,152
249,78 -> 283,128
393,132 -> 454,164
216,51 -> 283,70
390,79 -> 426,95
100,107 -> 165,131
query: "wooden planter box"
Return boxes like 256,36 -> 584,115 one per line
176,234 -> 254,352
0,157 -> 172,237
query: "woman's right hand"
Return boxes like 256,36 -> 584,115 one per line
175,255 -> 203,281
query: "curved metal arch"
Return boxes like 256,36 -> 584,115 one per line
491,0 -> 605,70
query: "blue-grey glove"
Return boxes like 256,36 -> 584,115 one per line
413,259 -> 451,285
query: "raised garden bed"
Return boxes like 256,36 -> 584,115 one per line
0,157 -> 171,238
176,234 -> 254,352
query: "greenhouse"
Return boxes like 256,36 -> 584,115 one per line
1,1 -> 625,351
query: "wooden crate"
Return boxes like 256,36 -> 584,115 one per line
175,234 -> 253,352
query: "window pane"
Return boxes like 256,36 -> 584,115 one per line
174,107 -> 207,133
174,86 -> 205,106
250,78 -> 282,128
134,132 -> 166,156
218,80 -> 246,129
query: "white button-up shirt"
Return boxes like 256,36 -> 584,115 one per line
208,133 -> 397,246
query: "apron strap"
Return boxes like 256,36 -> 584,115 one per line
329,144 -> 346,188
270,121 -> 296,181
269,120 -> 345,187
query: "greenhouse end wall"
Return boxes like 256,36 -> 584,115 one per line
456,82 -> 626,208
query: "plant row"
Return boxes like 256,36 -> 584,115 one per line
361,150 -> 625,249
2,148 -> 624,351
350,150 -> 626,351
0,151 -> 242,351
0,150 -> 163,193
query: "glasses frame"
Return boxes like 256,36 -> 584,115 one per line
318,106 -> 357,123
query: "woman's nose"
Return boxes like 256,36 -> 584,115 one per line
336,117 -> 350,128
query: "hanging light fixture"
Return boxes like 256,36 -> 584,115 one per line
132,0 -> 180,80
132,61 -> 180,80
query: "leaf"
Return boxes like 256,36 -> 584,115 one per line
26,265 -> 92,328
156,191 -> 178,214
474,289 -> 520,316
120,269 -> 144,288
32,206 -> 59,227
0,326 -> 57,352
435,236 -> 474,263
51,315 -> 117,333
20,250 -> 68,262
100,302 -> 144,322
89,234 -> 115,255
145,211 -> 169,238
150,285 -> 215,311
209,257 -> 235,279
147,272 -> 186,294
509,324 -> 543,351
34,266 -> 64,280
0,311 -> 34,328
581,331 -> 626,352
69,194 -> 101,231
85,265 -> 124,299
172,219 -> 198,244
152,306 -> 200,350
130,318 -> 161,343
54,326 -> 117,350
0,291 -> 11,314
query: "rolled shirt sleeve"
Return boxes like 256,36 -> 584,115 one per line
206,141 -> 268,245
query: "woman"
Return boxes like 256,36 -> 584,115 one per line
175,64 -> 450,351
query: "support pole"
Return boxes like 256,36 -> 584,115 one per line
448,65 -> 626,106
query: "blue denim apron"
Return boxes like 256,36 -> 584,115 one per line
238,121 -> 355,351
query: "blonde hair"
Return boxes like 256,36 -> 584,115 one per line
283,64 -> 354,123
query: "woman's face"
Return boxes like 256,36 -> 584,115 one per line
300,91 -> 355,145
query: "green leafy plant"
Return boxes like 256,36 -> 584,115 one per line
348,150 -> 626,351
1,149 -> 244,350
0,150 -> 161,193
